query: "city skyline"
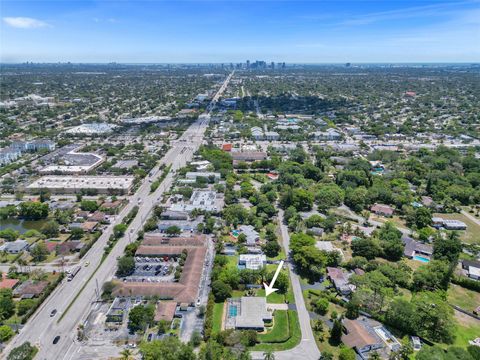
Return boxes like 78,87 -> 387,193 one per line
1,0 -> 479,63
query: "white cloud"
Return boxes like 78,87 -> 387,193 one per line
3,17 -> 50,29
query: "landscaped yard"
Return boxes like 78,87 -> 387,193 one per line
433,212 -> 480,244
252,310 -> 301,351
257,310 -> 289,343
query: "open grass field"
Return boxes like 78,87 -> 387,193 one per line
433,212 -> 480,244
452,310 -> 480,348
448,284 -> 480,313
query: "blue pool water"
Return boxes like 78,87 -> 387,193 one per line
229,305 -> 238,317
232,230 -> 240,237
413,255 -> 430,263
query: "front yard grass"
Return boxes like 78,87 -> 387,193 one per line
257,310 -> 289,343
252,310 -> 301,351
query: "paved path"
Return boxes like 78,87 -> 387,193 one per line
252,209 -> 320,360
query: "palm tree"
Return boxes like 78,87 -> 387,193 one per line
263,350 -> 275,360
120,348 -> 133,360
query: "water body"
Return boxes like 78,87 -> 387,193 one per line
0,218 -> 47,234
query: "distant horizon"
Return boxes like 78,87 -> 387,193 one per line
1,61 -> 479,65
1,0 -> 479,63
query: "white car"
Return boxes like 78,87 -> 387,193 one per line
411,336 -> 422,351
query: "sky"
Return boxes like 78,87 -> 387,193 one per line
1,0 -> 479,63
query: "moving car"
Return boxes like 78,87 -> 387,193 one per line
53,336 -> 61,344
50,309 -> 57,317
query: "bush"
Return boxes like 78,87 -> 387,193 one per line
452,275 -> 480,292
0,325 -> 15,342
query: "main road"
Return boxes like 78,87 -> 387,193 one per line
252,209 -> 320,360
4,71 -> 234,360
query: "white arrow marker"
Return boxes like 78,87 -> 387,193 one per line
263,260 -> 284,297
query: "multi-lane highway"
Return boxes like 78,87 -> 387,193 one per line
4,71 -> 233,360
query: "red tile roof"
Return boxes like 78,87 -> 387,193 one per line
0,273 -> 19,289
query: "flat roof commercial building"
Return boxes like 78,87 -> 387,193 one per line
27,175 -> 135,194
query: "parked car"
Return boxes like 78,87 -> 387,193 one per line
50,309 -> 57,317
411,336 -> 422,351
53,335 -> 61,344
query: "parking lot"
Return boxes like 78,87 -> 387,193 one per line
126,257 -> 179,281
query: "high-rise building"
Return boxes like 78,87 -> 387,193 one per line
246,60 -> 250,69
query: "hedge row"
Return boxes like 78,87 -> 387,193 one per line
204,294 -> 215,340
452,275 -> 480,292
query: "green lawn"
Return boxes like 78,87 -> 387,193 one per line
258,310 -> 289,343
212,302 -> 224,335
252,310 -> 301,351
448,284 -> 480,313
256,289 -> 286,304
453,321 -> 480,348
226,255 -> 239,270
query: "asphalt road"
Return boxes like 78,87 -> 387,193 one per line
4,71 -> 234,360
251,209 -> 320,360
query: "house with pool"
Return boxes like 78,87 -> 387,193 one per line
402,236 -> 433,263
225,297 -> 273,331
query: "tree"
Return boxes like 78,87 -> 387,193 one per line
351,238 -> 381,260
70,227 -> 84,240
18,202 -> 48,220
0,325 -> 15,342
41,220 -> 59,238
7,342 -> 37,360
0,229 -> 19,242
329,318 -> 343,345
314,297 -> 329,315
128,304 -> 154,333
113,224 -> 128,238
413,260 -> 451,291
316,184 -> 344,210
263,240 -> 280,258
433,232 -> 462,265
80,200 -> 99,212
139,337 -> 196,360
17,299 -> 36,316
415,345 -> 446,360
339,347 -> 356,360
411,291 -> 455,343
116,256 -> 135,277
267,271 -> 288,294
30,242 -> 49,262
166,225 -> 181,236
406,207 -> 432,229
211,280 -> 232,302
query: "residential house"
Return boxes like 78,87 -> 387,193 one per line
462,260 -> 480,280
370,204 -> 394,217
326,267 -> 355,295
0,240 -> 29,254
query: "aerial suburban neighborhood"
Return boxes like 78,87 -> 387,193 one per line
1,1 -> 480,359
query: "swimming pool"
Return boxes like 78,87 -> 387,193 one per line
229,305 -> 238,317
413,255 -> 430,263
231,230 -> 240,237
